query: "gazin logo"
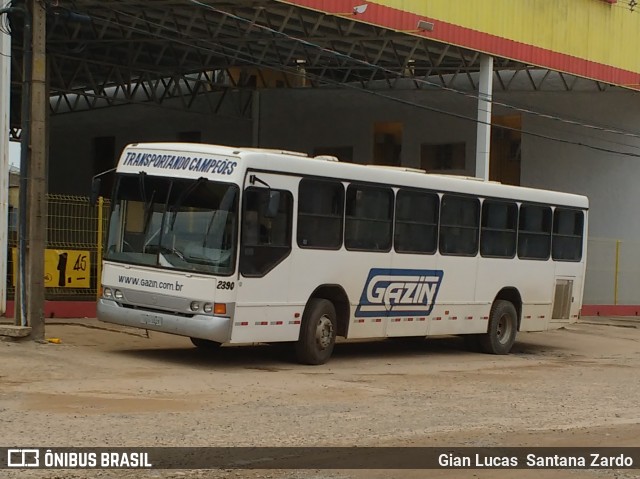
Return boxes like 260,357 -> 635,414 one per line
355,268 -> 444,317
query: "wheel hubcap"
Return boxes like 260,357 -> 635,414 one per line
315,315 -> 334,350
496,314 -> 512,344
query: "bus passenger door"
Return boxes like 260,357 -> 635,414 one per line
232,172 -> 299,344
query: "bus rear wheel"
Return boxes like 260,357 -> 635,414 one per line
479,300 -> 518,355
295,298 -> 337,365
190,337 -> 222,351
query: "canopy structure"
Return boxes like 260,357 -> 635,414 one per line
7,0 -> 623,139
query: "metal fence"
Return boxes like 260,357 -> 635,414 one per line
6,194 -> 110,301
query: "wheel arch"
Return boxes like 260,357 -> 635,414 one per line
494,287 -> 523,330
307,284 -> 350,338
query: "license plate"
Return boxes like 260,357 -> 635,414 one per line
141,315 -> 162,326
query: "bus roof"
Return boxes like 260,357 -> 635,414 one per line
119,142 -> 588,209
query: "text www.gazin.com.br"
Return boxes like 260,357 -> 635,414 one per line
118,275 -> 183,291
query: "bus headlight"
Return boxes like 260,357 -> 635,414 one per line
203,303 -> 213,314
103,287 -> 112,298
114,290 -> 124,300
190,301 -> 200,312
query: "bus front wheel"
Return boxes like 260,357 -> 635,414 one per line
295,298 -> 337,365
479,300 -> 517,355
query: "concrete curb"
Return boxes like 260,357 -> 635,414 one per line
0,325 -> 32,337
579,316 -> 640,328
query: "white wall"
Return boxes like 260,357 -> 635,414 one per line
512,91 -> 640,239
257,88 -> 478,170
502,90 -> 640,305
256,87 -> 640,241
258,87 -> 640,305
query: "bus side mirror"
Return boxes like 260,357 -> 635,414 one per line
89,167 -> 116,205
264,191 -> 280,218
90,177 -> 101,206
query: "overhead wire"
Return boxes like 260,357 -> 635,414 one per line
23,0 -> 640,158
95,2 -> 640,159
7,0 -> 640,143
185,0 -> 640,143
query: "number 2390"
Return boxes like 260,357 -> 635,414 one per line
217,281 -> 235,290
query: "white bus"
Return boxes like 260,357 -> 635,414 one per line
96,142 -> 588,365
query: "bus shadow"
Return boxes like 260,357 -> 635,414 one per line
509,340 -> 568,357
333,336 -> 565,360
112,335 -> 563,369
114,343 -> 297,370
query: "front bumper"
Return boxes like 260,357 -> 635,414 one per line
97,299 -> 232,343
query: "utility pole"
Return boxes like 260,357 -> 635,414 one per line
0,9 -> 10,316
26,0 -> 47,340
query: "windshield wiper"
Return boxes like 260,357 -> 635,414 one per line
203,187 -> 237,247
169,177 -> 208,230
138,172 -> 157,237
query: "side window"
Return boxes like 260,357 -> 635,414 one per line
481,200 -> 517,258
297,179 -> 344,249
395,189 -> 439,254
552,208 -> 584,261
240,187 -> 293,277
439,195 -> 480,256
518,204 -> 552,260
345,185 -> 393,251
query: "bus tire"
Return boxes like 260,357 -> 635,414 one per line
479,300 -> 518,355
295,298 -> 337,365
190,337 -> 222,351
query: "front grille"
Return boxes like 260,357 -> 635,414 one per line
120,303 -> 195,318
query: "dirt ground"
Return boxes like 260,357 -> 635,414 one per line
1,318 -> 639,479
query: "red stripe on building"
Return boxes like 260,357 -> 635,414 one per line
4,301 -> 96,319
281,0 -> 640,89
581,305 -> 640,316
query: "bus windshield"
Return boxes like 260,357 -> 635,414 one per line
105,174 -> 239,276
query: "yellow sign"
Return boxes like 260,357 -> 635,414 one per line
12,248 -> 91,288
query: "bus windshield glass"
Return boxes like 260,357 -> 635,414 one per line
105,174 -> 239,276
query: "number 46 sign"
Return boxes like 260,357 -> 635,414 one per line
11,249 -> 91,289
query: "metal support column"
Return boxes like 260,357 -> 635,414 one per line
0,20 -> 10,315
26,0 -> 47,340
475,54 -> 493,181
